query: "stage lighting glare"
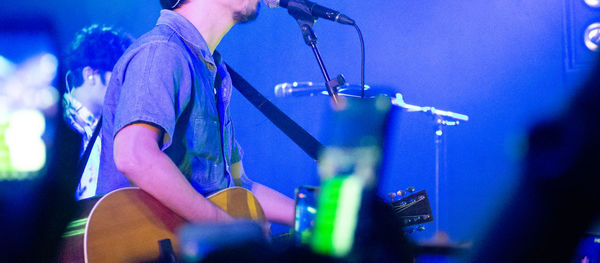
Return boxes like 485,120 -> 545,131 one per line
32,86 -> 59,110
584,0 -> 600,8
584,23 -> 600,51
0,55 -> 14,77
38,53 -> 58,84
4,110 -> 46,173
18,53 -> 58,92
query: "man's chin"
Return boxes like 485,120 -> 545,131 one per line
234,2 -> 260,24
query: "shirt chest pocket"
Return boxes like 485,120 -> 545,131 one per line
192,117 -> 221,161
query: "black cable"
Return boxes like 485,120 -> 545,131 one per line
354,23 -> 366,99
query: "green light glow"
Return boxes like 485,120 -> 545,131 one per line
0,110 -> 46,180
66,218 -> 88,229
0,52 -> 58,180
300,230 -> 312,245
6,110 -> 46,171
0,117 -> 10,173
62,229 -> 85,238
62,218 -> 88,237
311,176 -> 362,257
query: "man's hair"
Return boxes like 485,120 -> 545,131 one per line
160,0 -> 187,10
64,25 -> 133,88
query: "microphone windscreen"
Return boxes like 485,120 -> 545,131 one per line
274,82 -> 292,97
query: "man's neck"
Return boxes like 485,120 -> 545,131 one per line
175,2 -> 236,54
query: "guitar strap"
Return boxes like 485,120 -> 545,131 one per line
76,117 -> 102,180
226,64 -> 323,161
77,65 -> 320,178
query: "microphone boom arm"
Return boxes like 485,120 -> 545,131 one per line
391,93 -> 469,123
291,9 -> 342,104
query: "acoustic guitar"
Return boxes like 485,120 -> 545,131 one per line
57,187 -> 265,263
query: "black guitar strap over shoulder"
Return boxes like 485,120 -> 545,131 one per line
76,117 -> 102,179
226,64 -> 322,161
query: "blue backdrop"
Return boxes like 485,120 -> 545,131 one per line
1,0 -> 595,242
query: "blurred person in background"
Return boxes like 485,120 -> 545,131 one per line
62,24 -> 132,200
470,56 -> 600,262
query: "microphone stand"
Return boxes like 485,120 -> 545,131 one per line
287,1 -> 344,104
392,93 -> 469,241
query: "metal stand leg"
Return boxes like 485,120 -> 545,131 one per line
434,117 -> 448,234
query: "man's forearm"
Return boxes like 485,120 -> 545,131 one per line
124,149 -> 230,223
114,124 -> 232,223
251,182 -> 295,226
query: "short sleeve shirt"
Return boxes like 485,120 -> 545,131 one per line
97,10 -> 243,196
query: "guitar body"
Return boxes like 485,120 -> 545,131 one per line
58,187 -> 265,263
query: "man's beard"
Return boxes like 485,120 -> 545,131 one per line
234,1 -> 260,23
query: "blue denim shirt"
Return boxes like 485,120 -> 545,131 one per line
98,10 -> 243,196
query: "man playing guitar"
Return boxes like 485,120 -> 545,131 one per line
97,0 -> 294,226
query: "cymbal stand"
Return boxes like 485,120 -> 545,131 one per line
391,93 -> 469,236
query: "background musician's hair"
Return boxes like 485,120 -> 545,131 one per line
64,24 -> 132,88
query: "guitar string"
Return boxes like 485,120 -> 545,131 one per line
392,197 -> 426,213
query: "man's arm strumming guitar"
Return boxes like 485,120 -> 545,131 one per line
113,122 -> 233,223
230,162 -> 295,226
114,123 -> 295,226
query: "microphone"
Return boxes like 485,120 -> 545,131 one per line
275,82 -> 372,98
263,0 -> 355,25
274,82 -> 326,97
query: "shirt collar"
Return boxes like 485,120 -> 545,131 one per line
156,10 -> 220,70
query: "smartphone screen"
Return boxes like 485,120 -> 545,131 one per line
294,185 -> 319,245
